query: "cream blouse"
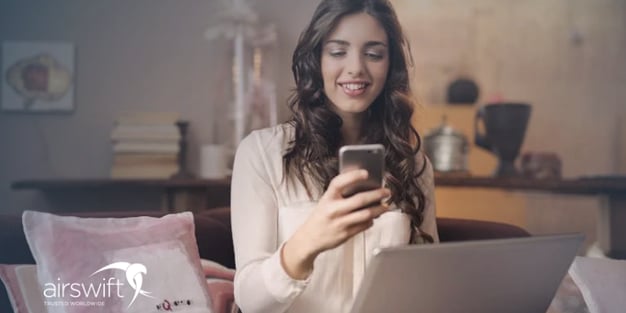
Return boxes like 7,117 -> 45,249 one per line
230,124 -> 438,313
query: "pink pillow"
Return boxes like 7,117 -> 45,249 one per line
1,262 -> 239,313
0,264 -> 46,313
200,259 -> 238,313
22,211 -> 213,313
200,259 -> 235,281
205,280 -> 236,313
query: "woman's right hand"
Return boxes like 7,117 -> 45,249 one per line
281,169 -> 390,279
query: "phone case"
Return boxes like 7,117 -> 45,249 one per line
339,144 -> 385,198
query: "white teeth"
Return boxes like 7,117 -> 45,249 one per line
342,83 -> 366,90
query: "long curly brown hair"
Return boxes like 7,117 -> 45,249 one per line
283,0 -> 432,243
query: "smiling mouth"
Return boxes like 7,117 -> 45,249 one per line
339,82 -> 369,96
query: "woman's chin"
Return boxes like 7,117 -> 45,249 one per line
330,103 -> 371,116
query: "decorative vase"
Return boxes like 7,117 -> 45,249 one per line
474,103 -> 531,177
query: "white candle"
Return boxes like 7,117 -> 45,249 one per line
269,82 -> 277,126
234,25 -> 245,148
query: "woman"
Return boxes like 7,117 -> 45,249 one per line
230,0 -> 438,312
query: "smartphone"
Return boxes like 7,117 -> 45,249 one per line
338,144 -> 385,198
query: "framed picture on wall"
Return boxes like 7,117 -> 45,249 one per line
1,41 -> 75,113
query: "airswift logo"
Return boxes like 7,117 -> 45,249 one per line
91,262 -> 155,307
43,262 -> 154,309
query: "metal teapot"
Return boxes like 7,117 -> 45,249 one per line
424,115 -> 469,173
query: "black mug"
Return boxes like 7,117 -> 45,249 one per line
475,103 -> 531,177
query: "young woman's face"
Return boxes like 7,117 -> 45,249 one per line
321,12 -> 390,118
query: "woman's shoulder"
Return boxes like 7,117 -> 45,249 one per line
238,123 -> 294,154
250,123 -> 294,141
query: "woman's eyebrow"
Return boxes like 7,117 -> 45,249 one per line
324,40 -> 387,47
325,39 -> 349,46
364,41 -> 387,48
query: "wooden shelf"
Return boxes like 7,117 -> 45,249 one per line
11,177 -> 231,213
12,175 -> 626,195
433,174 -> 626,195
12,177 -> 231,190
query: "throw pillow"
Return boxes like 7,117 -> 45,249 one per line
22,210 -> 213,313
200,259 -> 238,313
0,264 -> 46,313
570,256 -> 626,313
1,262 -> 239,313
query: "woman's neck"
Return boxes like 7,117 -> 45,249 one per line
339,113 -> 365,145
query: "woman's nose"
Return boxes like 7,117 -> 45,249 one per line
346,53 -> 365,76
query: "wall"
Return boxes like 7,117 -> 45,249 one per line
396,0 -> 626,176
0,0 -> 318,213
395,0 -> 626,248
0,0 -> 624,249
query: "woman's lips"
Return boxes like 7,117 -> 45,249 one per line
339,82 -> 368,97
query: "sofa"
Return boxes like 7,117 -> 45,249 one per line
0,208 -> 530,312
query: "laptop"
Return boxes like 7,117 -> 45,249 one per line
350,234 -> 584,313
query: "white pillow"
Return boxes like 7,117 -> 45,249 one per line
569,256 -> 626,313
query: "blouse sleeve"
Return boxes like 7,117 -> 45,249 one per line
230,132 -> 310,313
418,155 -> 440,243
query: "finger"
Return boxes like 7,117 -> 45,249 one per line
334,188 -> 390,214
337,204 -> 390,227
323,169 -> 368,199
344,219 -> 375,238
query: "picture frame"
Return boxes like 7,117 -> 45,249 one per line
1,41 -> 75,113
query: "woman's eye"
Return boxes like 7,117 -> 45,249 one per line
329,51 -> 346,57
365,52 -> 383,60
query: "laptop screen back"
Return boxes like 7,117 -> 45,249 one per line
350,234 -> 584,313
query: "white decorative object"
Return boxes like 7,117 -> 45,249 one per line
200,144 -> 228,179
204,0 -> 277,149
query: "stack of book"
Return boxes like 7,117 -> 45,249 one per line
110,112 -> 180,178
